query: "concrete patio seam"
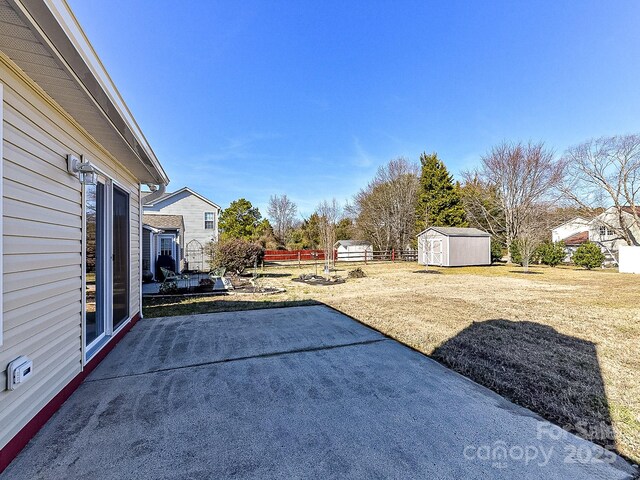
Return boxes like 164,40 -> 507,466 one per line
85,337 -> 390,383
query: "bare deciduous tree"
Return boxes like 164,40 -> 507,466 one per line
463,141 -> 563,262
561,134 -> 640,246
515,208 -> 554,272
316,198 -> 341,272
349,158 -> 419,251
267,194 -> 298,247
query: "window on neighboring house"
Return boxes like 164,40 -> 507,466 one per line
160,236 -> 173,257
204,212 -> 215,229
599,226 -> 615,237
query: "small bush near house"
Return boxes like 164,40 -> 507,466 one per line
348,267 -> 366,278
572,242 -> 605,270
490,238 -> 504,263
211,239 -> 265,274
159,281 -> 178,294
538,241 -> 567,267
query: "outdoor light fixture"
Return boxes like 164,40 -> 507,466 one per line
67,154 -> 97,185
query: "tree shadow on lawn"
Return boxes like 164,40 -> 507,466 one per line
432,319 -> 617,453
143,297 -> 321,319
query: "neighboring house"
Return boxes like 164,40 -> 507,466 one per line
0,0 -> 168,472
552,207 -> 640,263
561,231 -> 589,263
143,187 -> 221,272
417,227 -> 491,267
334,240 -> 373,262
142,215 -> 185,279
551,217 -> 590,243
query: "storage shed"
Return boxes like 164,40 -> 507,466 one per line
417,227 -> 491,267
334,240 -> 373,262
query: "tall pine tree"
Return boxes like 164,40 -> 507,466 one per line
415,152 -> 467,234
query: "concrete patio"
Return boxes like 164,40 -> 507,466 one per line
2,305 -> 636,479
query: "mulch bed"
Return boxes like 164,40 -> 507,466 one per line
291,274 -> 346,286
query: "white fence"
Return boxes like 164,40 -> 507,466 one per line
618,246 -> 640,274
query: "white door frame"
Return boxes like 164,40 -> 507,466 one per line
426,238 -> 443,266
158,233 -> 178,265
83,174 -> 114,357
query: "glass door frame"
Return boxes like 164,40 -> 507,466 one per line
82,174 -> 131,364
112,183 -> 130,330
83,174 -> 110,360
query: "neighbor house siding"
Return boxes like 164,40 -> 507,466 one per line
145,191 -> 218,269
142,228 -> 151,270
0,53 -> 141,451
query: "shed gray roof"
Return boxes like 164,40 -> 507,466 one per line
417,227 -> 490,237
334,240 -> 372,247
142,214 -> 184,231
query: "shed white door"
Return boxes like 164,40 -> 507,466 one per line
427,239 -> 443,266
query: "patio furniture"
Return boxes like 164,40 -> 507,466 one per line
160,267 -> 189,284
209,267 -> 233,291
210,267 -> 226,277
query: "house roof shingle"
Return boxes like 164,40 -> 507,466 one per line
563,231 -> 589,245
143,214 -> 184,231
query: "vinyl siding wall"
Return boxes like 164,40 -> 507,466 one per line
0,54 -> 141,450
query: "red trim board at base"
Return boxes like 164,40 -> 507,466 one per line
0,312 -> 142,474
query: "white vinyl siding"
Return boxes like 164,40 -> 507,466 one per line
145,191 -> 219,269
0,53 -> 141,450
0,81 -> 3,346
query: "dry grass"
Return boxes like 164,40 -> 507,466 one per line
143,262 -> 640,463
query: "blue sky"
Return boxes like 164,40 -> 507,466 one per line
68,0 -> 640,217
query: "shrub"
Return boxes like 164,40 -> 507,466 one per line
538,241 -> 566,267
509,241 -> 522,265
199,278 -> 214,287
572,242 -> 605,270
348,267 -> 366,279
490,238 -> 504,263
211,239 -> 265,274
159,281 -> 178,294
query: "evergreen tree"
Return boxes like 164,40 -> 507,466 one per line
415,152 -> 467,234
219,198 -> 264,241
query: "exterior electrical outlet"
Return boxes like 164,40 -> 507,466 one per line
7,357 -> 34,391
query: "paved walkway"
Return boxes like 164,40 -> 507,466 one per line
2,306 -> 636,479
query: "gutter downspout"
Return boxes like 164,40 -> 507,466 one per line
139,183 -> 166,318
143,183 -> 166,205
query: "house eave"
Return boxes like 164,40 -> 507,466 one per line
5,0 -> 169,185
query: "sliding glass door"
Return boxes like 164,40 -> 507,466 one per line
84,179 -> 130,358
85,180 -> 106,348
112,185 -> 129,328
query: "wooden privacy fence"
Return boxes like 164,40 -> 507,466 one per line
264,249 -> 326,261
263,249 -> 417,266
